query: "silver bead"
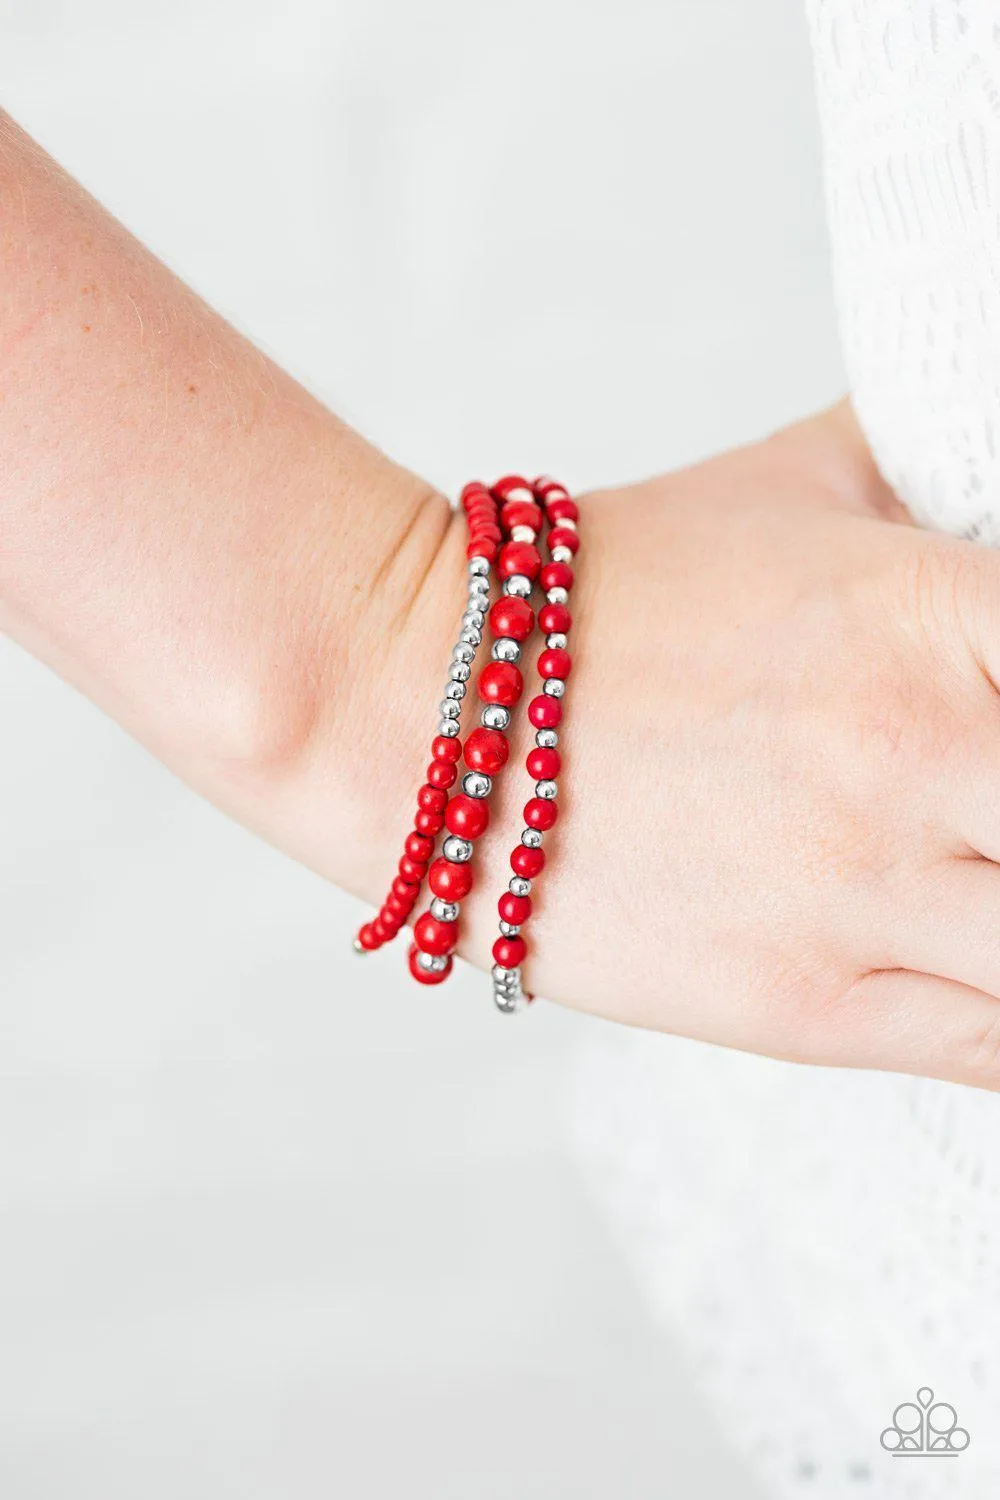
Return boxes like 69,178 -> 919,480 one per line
550,545 -> 573,565
453,642 -> 475,665
462,771 -> 492,798
430,897 -> 459,923
482,705 -> 510,731
443,835 -> 473,863
491,637 -> 520,663
468,556 -> 490,577
546,586 -> 569,606
510,525 -> 535,543
535,729 -> 557,749
491,962 -> 518,984
535,778 -> 558,799
554,515 -> 577,531
352,936 -> 367,955
509,876 -> 531,897
503,574 -> 532,598
463,607 -> 485,630
444,680 -> 465,701
494,989 -> 522,1014
505,485 -> 534,504
468,581 -> 490,604
440,698 -> 461,719
449,661 -> 471,683
417,949 -> 448,973
546,632 -> 567,650
499,920 -> 520,938
543,678 -> 565,698
459,627 -> 481,647
437,718 -> 460,737
521,828 -> 543,849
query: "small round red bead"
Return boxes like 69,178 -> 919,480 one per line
414,810 -> 444,837
464,726 -> 510,775
538,602 -> 571,635
538,647 -> 571,680
528,694 -> 562,729
540,561 -> 573,592
392,876 -> 418,901
431,735 -> 462,763
445,793 -> 490,840
548,526 -> 579,554
408,944 -> 452,985
358,922 -> 380,951
488,596 -> 535,641
477,660 -> 524,706
398,854 -> 428,882
501,501 -> 543,532
429,857 -> 473,901
498,541 -> 541,581
524,797 -> 559,830
511,844 -> 545,878
426,760 -> 458,790
526,746 -> 560,780
405,832 -> 434,862
499,891 -> 532,924
417,784 -> 448,814
492,935 -> 527,969
547,498 -> 578,524
414,912 -> 458,956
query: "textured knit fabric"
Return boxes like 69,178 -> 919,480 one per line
574,4 -> 1000,1494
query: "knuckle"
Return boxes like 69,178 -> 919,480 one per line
963,1008 -> 1000,1089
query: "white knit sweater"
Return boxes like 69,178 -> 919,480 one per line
576,4 -> 1000,1494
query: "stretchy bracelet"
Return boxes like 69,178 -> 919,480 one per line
353,486 -> 500,954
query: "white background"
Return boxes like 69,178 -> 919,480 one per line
0,1 -> 842,1494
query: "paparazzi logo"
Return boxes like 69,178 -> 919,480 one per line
880,1387 -> 970,1457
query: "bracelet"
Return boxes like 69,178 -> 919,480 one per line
356,474 -> 577,1013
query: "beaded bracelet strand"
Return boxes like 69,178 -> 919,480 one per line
489,477 -> 578,1012
408,476 -> 544,986
353,485 -> 500,954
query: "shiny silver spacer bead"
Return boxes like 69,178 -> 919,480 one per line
440,698 -> 461,719
482,705 -> 511,731
535,729 -> 557,749
499,920 -> 520,938
546,632 -> 567,650
462,771 -> 492,798
352,936 -> 366,955
510,525 -> 535,543
535,779 -> 558,800
459,627 -> 482,647
509,875 -> 531,897
494,989 -> 522,1014
444,680 -> 465,701
437,718 -> 460,738
417,949 -> 449,973
543,678 -> 565,698
491,962 -> 519,985
430,897 -> 459,923
463,608 -> 486,630
521,828 -> 543,849
491,637 -> 520,663
550,545 -> 573,565
503,574 -> 532,598
468,556 -> 490,577
449,661 -> 471,683
453,642 -> 476,665
443,835 -> 473,863
546,586 -> 569,605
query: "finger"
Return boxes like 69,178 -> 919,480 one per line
885,856 -> 1000,999
840,968 -> 1000,1091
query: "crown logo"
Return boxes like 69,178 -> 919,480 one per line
880,1387 -> 970,1457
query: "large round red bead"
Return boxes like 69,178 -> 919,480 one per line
445,793 -> 489,840
415,912 -> 458,956
525,797 -> 558,831
408,943 -> 452,985
493,475 -> 533,501
478,661 -> 523,706
527,694 -> 561,729
501,501 -> 543,533
492,935 -> 526,969
488,596 -> 535,641
464,726 -> 509,775
526,746 -> 560,780
499,891 -> 532,924
538,647 -> 571,680
511,845 -> 545,878
429,857 -> 473,901
540,561 -> 573,592
498,541 -> 541,581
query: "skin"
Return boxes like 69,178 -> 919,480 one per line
5,113 -> 1000,1089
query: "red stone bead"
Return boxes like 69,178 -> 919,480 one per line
546,497 -> 578,524
538,602 -> 571,634
525,797 -> 558,830
467,537 -> 499,563
415,912 -> 458,956
358,921 -> 380,950
488,596 -> 535,641
501,501 -> 543,533
533,477 -> 567,498
406,831 -> 434,862
445,793 -> 489,840
526,746 -> 561,780
478,661 -> 523,706
461,482 -> 490,506
540,561 -> 573,592
392,876 -> 418,901
431,735 -> 462,763
414,810 -> 444,837
429,857 -> 473,901
464,726 -> 509,775
398,854 -> 427,882
408,943 -> 452,985
492,935 -> 526,969
426,760 -> 458,790
511,844 -> 546,878
499,541 -> 541,581
538,647 -> 571,680
386,892 -> 410,917
548,526 -> 579,554
372,915 -> 389,941
493,475 -> 534,501
528,694 -> 562,728
417,784 -> 448,814
499,891 -> 532,924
